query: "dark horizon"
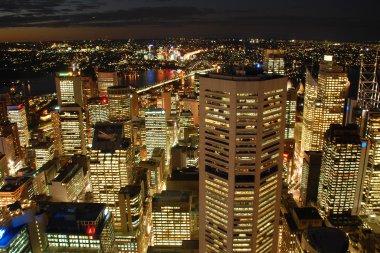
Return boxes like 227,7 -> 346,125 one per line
0,0 -> 379,42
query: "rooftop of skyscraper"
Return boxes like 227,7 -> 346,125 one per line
40,202 -> 109,235
92,123 -> 130,152
203,71 -> 284,82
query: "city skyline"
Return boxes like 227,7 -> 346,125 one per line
0,0 -> 379,42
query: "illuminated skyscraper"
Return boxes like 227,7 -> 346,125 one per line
55,71 -> 83,107
97,71 -> 118,97
302,55 -> 349,152
32,141 -> 54,169
87,97 -> 109,144
43,202 -> 114,252
199,73 -> 287,253
152,191 -> 192,246
145,108 -> 168,159
301,69 -> 320,152
263,49 -> 285,75
363,111 -> 380,214
7,105 -> 30,148
108,86 -> 131,122
285,86 -> 296,139
90,123 -> 134,230
179,110 -> 194,140
58,105 -> 87,156
317,124 -> 368,216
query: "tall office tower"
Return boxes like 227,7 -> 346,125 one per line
301,69 -> 321,152
285,86 -> 297,139
130,92 -> 139,119
300,151 -> 322,206
97,71 -> 118,97
50,109 -> 63,156
7,105 -> 30,148
152,191 -> 192,246
263,49 -> 286,75
87,97 -> 109,145
81,75 -> 98,100
301,56 -> 349,152
32,141 -> 54,169
59,105 -> 87,156
159,92 -> 171,120
88,97 -> 109,125
49,161 -> 86,202
363,111 -> 380,214
317,124 -> 368,216
179,110 -> 194,140
116,184 -> 146,252
55,71 -> 83,107
145,107 -> 168,159
43,202 -> 114,253
199,73 -> 287,253
108,86 -> 131,122
181,98 -> 199,126
90,123 -> 134,230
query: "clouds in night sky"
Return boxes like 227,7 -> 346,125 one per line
0,0 -> 379,41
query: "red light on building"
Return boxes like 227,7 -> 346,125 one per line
101,97 -> 108,104
86,226 -> 96,235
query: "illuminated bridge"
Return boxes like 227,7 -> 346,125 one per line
136,60 -> 217,94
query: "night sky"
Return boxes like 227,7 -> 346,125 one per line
0,0 -> 379,42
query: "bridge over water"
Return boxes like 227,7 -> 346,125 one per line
136,67 -> 216,94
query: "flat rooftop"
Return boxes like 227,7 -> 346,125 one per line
43,202 -> 107,235
303,227 -> 348,253
52,163 -> 82,184
293,207 -> 322,220
203,72 -> 284,82
152,190 -> 191,204
92,123 -> 130,152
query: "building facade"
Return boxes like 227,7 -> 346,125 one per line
199,73 -> 287,253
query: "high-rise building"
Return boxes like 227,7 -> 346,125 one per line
58,105 -> 87,156
179,110 -> 194,141
88,97 -> 109,125
145,108 -> 168,159
90,123 -> 134,230
317,124 -> 368,216
108,86 -> 131,122
55,71 -> 83,107
181,98 -> 199,126
49,161 -> 86,202
87,97 -> 110,145
263,49 -> 285,75
285,86 -> 297,139
97,71 -> 118,97
301,56 -> 349,152
43,202 -> 114,252
0,224 -> 31,252
158,92 -> 171,120
32,142 -> 54,169
152,191 -> 192,246
116,184 -> 147,252
7,105 -> 30,148
300,151 -> 322,206
363,110 -> 380,214
199,73 -> 287,253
